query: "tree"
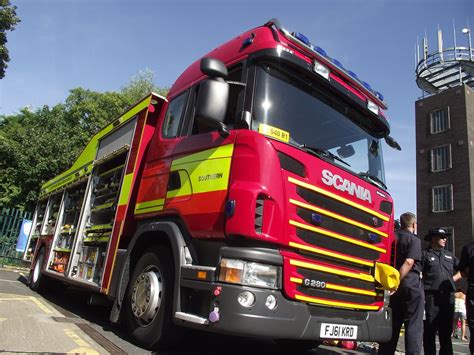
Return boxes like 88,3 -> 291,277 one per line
0,69 -> 168,210
0,0 -> 20,79
121,69 -> 168,103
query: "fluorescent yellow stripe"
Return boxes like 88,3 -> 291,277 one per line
166,170 -> 192,198
118,173 -> 133,205
290,277 -> 303,284
135,198 -> 165,210
288,176 -> 389,222
288,241 -> 374,267
290,220 -> 386,254
171,144 -> 234,167
169,145 -> 234,196
290,259 -> 375,282
289,199 -> 387,238
295,294 -> 379,310
134,205 -> 164,215
325,283 -> 377,296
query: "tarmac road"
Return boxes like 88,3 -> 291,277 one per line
1,267 -> 467,354
0,267 -> 377,354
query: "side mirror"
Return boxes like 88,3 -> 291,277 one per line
200,57 -> 228,78
195,58 -> 230,136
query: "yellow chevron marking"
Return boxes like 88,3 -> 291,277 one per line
290,220 -> 386,254
289,241 -> 374,267
289,198 -> 387,238
290,259 -> 374,283
288,176 -> 389,222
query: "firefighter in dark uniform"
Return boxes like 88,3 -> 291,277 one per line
422,228 -> 461,355
379,212 -> 424,355
459,241 -> 474,355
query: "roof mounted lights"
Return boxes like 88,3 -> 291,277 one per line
314,60 -> 330,80
268,19 -> 386,109
292,32 -> 310,45
367,99 -> 379,115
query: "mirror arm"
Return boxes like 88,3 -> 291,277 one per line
385,135 -> 401,151
217,122 -> 230,138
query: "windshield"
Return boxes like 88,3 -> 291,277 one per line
251,63 -> 386,185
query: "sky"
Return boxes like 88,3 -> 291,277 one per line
1,0 -> 473,218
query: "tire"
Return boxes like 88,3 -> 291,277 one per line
124,246 -> 178,350
29,248 -> 47,291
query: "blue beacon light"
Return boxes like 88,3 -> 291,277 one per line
292,29 -> 381,102
293,32 -> 311,45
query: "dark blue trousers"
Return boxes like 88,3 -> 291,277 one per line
379,280 -> 424,355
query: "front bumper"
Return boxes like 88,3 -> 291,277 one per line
207,282 -> 391,342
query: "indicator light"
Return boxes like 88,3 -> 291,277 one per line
311,213 -> 323,225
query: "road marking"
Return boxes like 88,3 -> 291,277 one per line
0,318 -> 7,322
0,294 -> 55,314
29,296 -> 54,314
64,329 -> 99,355
0,278 -> 21,283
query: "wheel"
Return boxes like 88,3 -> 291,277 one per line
125,246 -> 178,349
29,248 -> 47,291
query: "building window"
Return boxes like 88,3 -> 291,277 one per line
432,184 -> 453,212
441,227 -> 454,253
430,107 -> 450,134
431,145 -> 452,172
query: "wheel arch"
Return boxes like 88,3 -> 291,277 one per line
109,219 -> 194,323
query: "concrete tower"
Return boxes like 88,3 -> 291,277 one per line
415,24 -> 474,256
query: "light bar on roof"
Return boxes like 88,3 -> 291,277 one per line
279,25 -> 385,109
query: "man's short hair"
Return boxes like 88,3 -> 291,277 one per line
400,212 -> 416,229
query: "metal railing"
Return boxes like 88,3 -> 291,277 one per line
0,207 -> 32,268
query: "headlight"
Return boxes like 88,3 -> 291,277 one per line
218,258 -> 281,290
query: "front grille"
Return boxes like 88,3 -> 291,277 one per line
286,176 -> 390,311
297,228 -> 381,261
297,186 -> 384,228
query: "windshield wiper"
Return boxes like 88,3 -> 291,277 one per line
300,144 -> 351,167
359,172 -> 387,190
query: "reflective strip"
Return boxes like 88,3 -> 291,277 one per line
325,283 -> 377,296
169,144 -> 234,197
290,277 -> 303,284
289,277 -> 377,296
290,259 -> 375,283
135,198 -> 165,215
290,220 -> 386,254
295,294 -> 379,311
171,144 -> 234,167
288,241 -> 374,267
289,198 -> 387,238
118,173 -> 133,205
288,176 -> 389,222
166,170 -> 192,199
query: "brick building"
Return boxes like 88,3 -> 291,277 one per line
415,84 -> 474,256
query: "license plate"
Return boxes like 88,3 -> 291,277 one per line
320,323 -> 358,339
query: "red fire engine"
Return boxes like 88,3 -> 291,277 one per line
24,19 -> 400,350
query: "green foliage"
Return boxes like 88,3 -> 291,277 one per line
0,70 -> 168,210
0,0 -> 20,79
121,69 -> 168,103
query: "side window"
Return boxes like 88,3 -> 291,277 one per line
162,92 -> 188,138
190,65 -> 243,135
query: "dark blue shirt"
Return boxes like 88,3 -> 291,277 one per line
422,247 -> 458,292
395,229 -> 422,289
